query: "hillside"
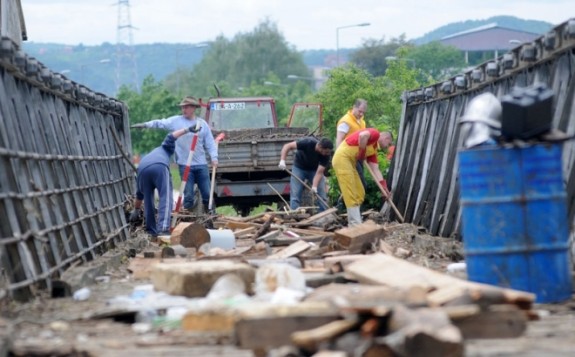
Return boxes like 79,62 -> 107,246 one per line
22,16 -> 555,97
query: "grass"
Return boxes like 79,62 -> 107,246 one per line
170,165 -> 181,188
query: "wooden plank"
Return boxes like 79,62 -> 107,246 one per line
345,253 -> 535,306
291,318 -> 358,351
292,208 -> 338,226
225,221 -> 261,230
333,221 -> 385,253
384,305 -> 464,357
323,254 -> 369,273
181,308 -> 237,333
266,240 -> 311,260
232,226 -> 257,239
448,304 -> 527,339
151,260 -> 256,297
305,283 -> 428,308
287,227 -> 335,239
126,256 -> 189,280
234,302 -> 339,349
254,229 -> 282,243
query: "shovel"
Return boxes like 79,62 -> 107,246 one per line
364,163 -> 404,223
208,133 -> 226,213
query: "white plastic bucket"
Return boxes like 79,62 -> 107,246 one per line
207,229 -> 236,250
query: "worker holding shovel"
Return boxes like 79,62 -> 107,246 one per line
332,128 -> 392,226
129,126 -> 200,238
278,137 -> 333,212
131,96 -> 218,212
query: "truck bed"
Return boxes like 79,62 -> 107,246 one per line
214,127 -> 309,173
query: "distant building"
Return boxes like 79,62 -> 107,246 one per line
310,65 -> 329,90
0,0 -> 27,46
440,23 -> 540,63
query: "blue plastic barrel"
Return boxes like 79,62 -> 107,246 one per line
459,143 -> 572,303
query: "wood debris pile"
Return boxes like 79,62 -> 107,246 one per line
125,208 -> 537,357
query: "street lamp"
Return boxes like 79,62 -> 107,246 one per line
175,43 -> 209,96
385,56 -> 416,68
78,58 -> 111,83
264,81 -> 288,98
336,22 -> 370,66
287,74 -> 317,90
287,74 -> 314,81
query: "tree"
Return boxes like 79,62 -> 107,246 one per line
404,41 -> 466,81
118,76 -> 179,155
350,35 -> 411,77
313,64 -> 420,209
171,19 -> 310,98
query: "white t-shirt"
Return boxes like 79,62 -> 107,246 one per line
337,122 -> 350,134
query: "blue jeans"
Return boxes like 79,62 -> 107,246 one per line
178,164 -> 211,210
290,165 -> 328,212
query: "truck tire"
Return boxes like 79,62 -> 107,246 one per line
235,205 -> 251,217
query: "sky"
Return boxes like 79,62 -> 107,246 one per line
20,0 -> 573,50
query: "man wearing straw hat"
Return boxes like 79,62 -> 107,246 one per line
131,96 -> 218,212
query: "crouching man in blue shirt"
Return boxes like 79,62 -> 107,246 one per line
129,125 -> 200,237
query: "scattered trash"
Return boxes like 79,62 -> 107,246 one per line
73,287 -> 91,301
95,276 -> 110,284
254,263 -> 307,303
206,273 -> 247,301
446,262 -> 467,279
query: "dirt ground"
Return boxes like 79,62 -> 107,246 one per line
1,222 -> 575,356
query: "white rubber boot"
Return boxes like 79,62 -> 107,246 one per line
347,206 -> 362,226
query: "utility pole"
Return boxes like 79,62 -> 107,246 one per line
115,0 -> 140,93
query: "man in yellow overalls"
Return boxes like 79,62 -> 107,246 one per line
333,128 -> 392,226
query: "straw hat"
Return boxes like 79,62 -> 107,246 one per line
178,96 -> 200,107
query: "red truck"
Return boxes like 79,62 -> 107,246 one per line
204,96 -> 322,215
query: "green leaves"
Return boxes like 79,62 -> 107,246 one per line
118,76 -> 179,155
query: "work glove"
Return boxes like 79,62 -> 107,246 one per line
311,186 -> 318,194
130,123 -> 146,129
278,159 -> 286,170
356,147 -> 366,161
188,125 -> 202,133
129,208 -> 142,222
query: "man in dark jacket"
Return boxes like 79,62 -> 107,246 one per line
129,126 -> 200,236
278,137 -> 333,212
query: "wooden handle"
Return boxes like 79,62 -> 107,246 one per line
364,163 -> 405,223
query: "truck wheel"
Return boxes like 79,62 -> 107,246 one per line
277,202 -> 288,212
235,205 -> 251,217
